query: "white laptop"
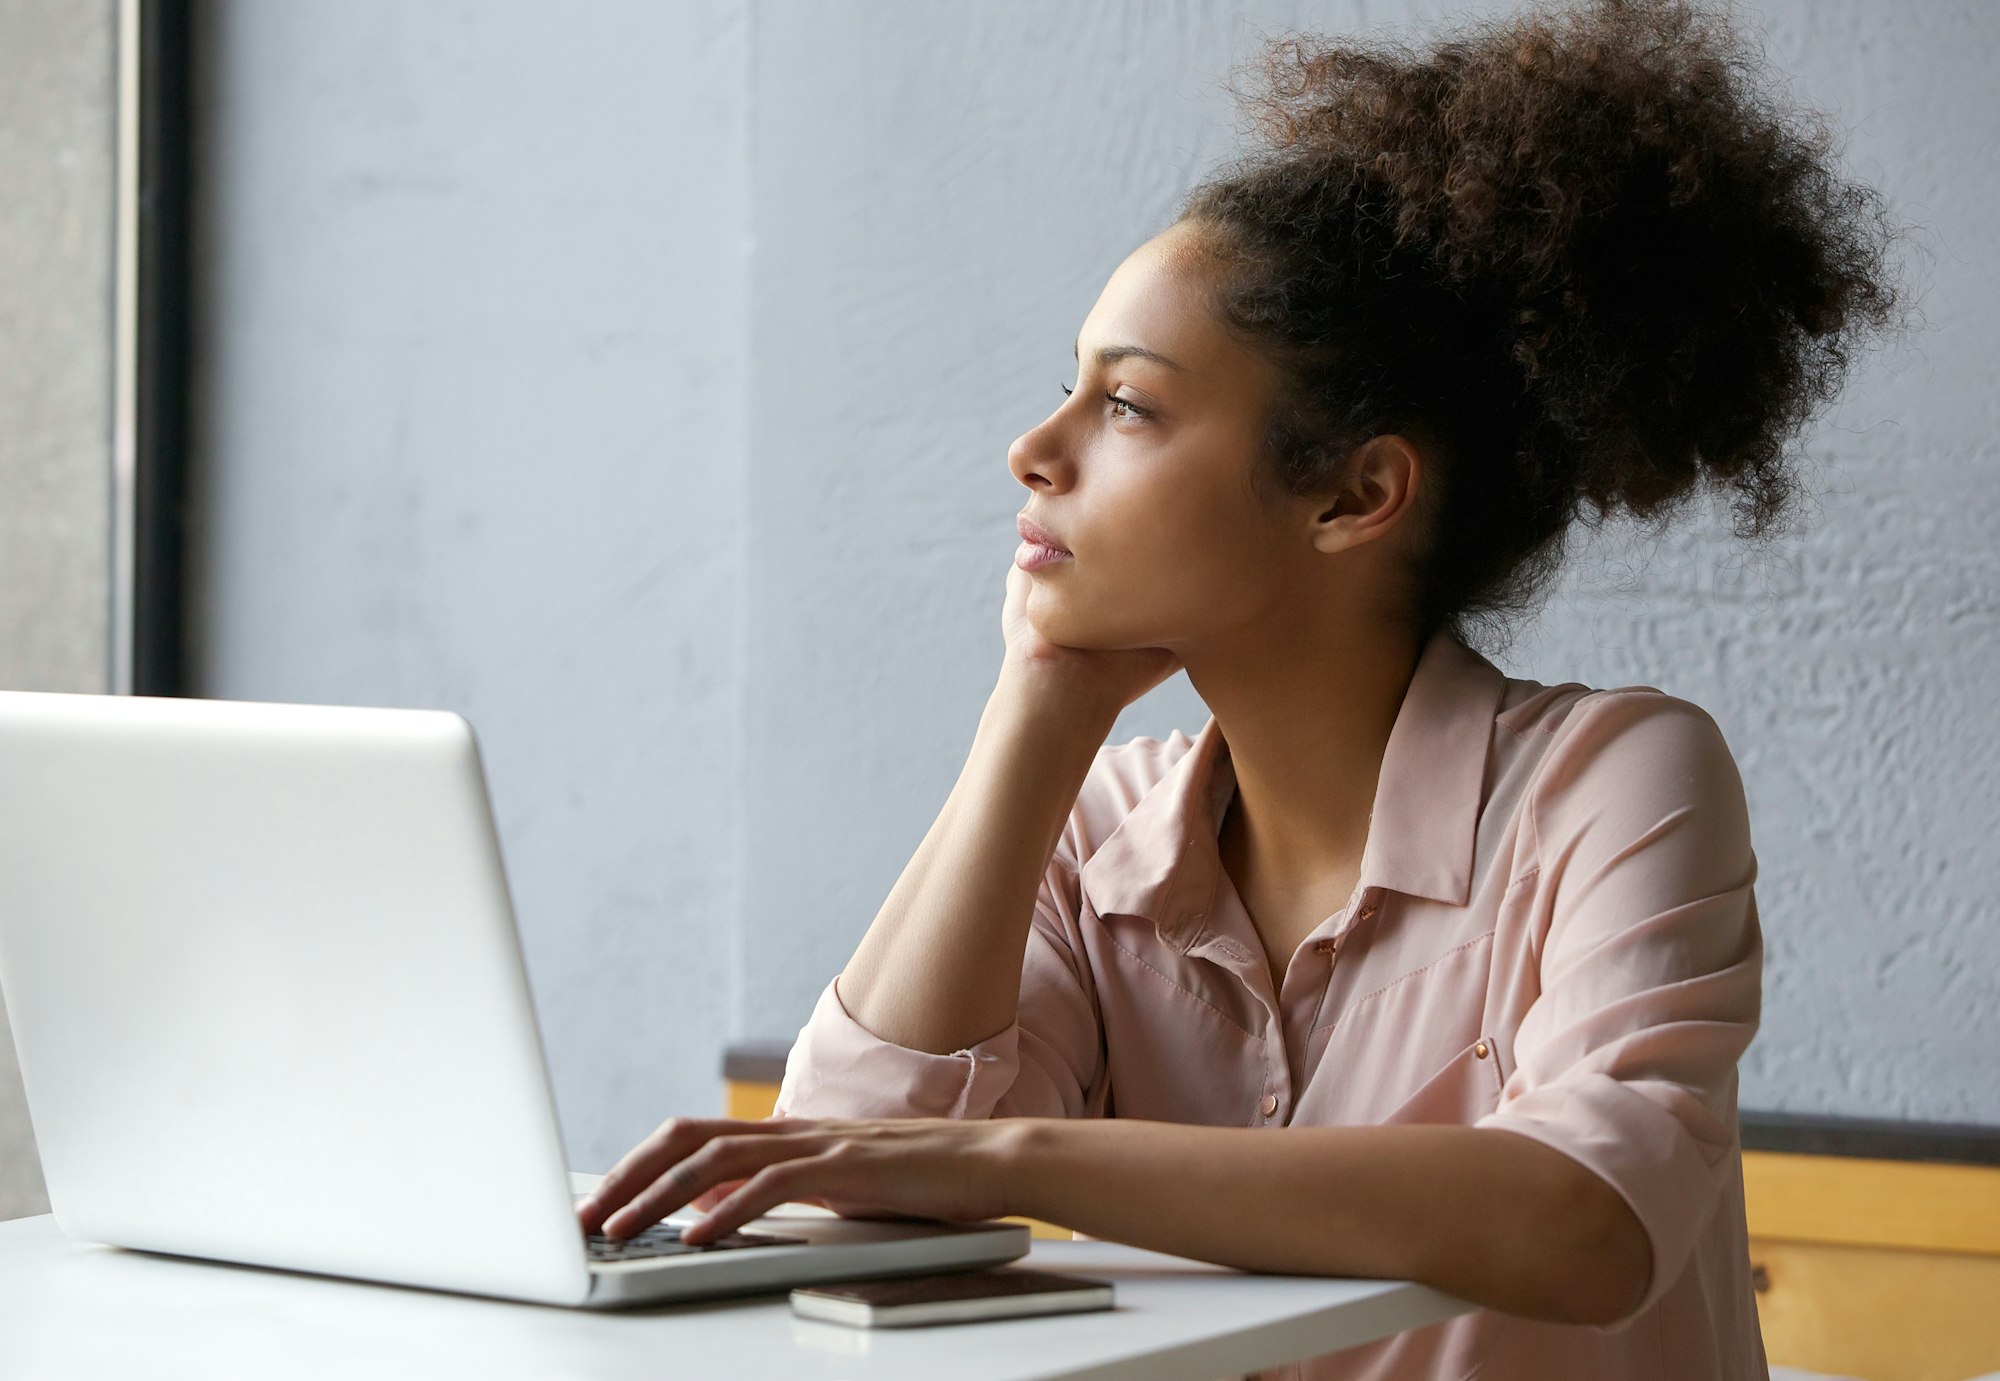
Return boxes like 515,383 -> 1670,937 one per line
0,690 -> 1028,1308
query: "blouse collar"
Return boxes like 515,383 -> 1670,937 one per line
1079,627 -> 1508,950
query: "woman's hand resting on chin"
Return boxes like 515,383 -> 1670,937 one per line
999,559 -> 1181,719
575,1116 -> 1025,1245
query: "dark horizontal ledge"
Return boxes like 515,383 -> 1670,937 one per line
723,1041 -> 793,1087
722,1045 -> 1999,1164
1739,1109 -> 2000,1166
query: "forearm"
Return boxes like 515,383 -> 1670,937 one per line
837,673 -> 1114,1055
999,1119 -> 1652,1326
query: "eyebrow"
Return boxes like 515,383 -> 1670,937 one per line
1074,338 -> 1187,372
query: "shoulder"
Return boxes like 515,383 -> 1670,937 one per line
1501,680 -> 1751,861
1503,679 -> 1741,781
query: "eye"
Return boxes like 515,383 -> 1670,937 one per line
1057,382 -> 1150,420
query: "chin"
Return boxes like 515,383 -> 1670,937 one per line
1025,599 -> 1103,651
1029,598 -> 1148,654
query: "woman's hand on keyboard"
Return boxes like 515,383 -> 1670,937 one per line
574,1114 -> 1028,1246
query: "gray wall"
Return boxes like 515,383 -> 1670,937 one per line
189,0 -> 2000,1184
0,0 -> 117,1220
192,0 -> 749,1169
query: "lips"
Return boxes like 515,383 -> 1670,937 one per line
1016,514 -> 1071,555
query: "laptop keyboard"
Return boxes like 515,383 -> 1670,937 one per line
584,1221 -> 809,1264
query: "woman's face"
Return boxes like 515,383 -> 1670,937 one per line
1007,223 -> 1309,654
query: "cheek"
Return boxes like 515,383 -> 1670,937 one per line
1122,480 -> 1266,583
1034,496 -> 1274,646
1141,532 -> 1270,626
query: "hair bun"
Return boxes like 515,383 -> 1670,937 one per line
1184,0 -> 1902,637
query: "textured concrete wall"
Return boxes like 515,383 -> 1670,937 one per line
192,0 -> 749,1170
0,0 -> 116,1219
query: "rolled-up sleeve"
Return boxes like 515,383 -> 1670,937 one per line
1476,691 -> 1762,1328
772,843 -> 1106,1122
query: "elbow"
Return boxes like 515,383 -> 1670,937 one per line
1543,1171 -> 1653,1326
1475,1141 -> 1653,1326
1437,1131 -> 1658,1326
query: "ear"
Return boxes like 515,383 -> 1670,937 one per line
1307,433 -> 1423,555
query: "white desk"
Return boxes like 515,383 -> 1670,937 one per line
0,1211 -> 1474,1380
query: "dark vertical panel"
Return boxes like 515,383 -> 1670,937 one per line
132,0 -> 192,697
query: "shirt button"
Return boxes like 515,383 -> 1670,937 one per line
1313,938 -> 1337,955
1259,1093 -> 1279,1117
1357,901 -> 1378,922
1474,1042 -> 1491,1060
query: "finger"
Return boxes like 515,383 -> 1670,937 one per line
601,1134 -> 817,1239
680,1157 -> 828,1245
688,1178 -> 748,1214
578,1117 -> 726,1230
603,1140 -> 798,1238
1002,560 -> 1032,624
579,1117 -> 822,1228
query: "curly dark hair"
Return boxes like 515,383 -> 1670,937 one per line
1177,0 -> 1901,645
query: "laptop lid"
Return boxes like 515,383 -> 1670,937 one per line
0,692 -> 591,1305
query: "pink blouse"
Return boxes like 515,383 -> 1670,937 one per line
775,629 -> 1768,1380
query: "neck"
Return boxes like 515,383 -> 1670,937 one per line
1181,612 -> 1425,890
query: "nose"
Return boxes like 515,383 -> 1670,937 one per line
1007,407 -> 1074,494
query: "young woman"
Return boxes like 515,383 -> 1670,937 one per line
580,0 -> 1896,1373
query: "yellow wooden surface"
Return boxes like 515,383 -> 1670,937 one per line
1750,1237 -> 2000,1381
724,1081 -> 781,1123
724,1079 -> 1073,1241
1744,1150 -> 2000,1380
1744,1150 -> 2000,1256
